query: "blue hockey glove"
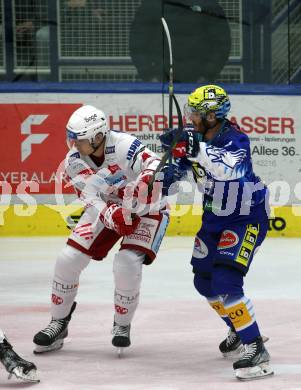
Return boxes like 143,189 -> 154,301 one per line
175,157 -> 193,171
157,163 -> 186,196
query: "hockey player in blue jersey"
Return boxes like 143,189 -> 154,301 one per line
160,85 -> 273,381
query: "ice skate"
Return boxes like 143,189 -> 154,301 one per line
219,329 -> 244,359
112,322 -> 131,357
233,336 -> 274,380
219,329 -> 269,360
0,338 -> 39,383
33,301 -> 76,354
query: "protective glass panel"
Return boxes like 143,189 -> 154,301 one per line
0,0 -> 300,83
13,0 -> 50,73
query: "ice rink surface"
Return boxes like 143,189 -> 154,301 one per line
0,236 -> 301,390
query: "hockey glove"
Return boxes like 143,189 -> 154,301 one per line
159,163 -> 187,196
160,128 -> 202,158
133,169 -> 162,204
100,203 -> 140,236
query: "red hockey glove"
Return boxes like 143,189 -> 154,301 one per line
134,169 -> 162,205
100,203 -> 140,236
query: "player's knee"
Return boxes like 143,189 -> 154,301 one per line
211,265 -> 244,296
55,245 -> 90,277
193,271 -> 214,298
113,249 -> 144,291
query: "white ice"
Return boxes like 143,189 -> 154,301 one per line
0,236 -> 301,389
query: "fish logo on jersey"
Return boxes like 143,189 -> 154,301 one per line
206,142 -> 247,169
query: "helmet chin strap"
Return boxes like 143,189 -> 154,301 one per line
90,135 -> 106,154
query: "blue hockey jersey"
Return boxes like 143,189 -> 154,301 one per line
187,119 -> 268,225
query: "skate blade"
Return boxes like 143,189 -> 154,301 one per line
9,368 -> 40,383
235,363 -> 274,381
116,347 -> 125,358
34,339 -> 64,354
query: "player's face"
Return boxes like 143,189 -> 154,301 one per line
184,104 -> 203,131
73,139 -> 95,155
202,112 -> 218,129
190,112 -> 202,128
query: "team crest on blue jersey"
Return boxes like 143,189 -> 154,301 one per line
206,143 -> 246,169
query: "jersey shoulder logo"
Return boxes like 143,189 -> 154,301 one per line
105,146 -> 115,154
126,139 -> 142,160
68,152 -> 80,162
206,143 -> 246,169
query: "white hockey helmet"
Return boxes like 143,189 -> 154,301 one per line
66,105 -> 108,148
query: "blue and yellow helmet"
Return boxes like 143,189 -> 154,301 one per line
185,85 -> 231,119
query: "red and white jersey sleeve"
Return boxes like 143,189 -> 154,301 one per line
65,149 -> 94,193
64,130 -> 164,215
114,132 -> 161,180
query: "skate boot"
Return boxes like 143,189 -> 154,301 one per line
33,302 -> 76,354
0,338 -> 39,383
219,329 -> 244,359
233,336 -> 274,380
112,322 -> 131,357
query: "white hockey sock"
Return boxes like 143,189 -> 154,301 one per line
51,245 -> 90,319
113,249 -> 144,326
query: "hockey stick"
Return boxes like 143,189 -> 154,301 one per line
147,17 -> 183,192
162,16 -> 174,131
161,15 -> 183,136
162,16 -> 174,184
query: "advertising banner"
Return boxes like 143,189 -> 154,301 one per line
0,103 -> 81,195
0,93 -> 300,206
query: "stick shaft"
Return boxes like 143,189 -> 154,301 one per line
147,18 -> 183,193
161,17 -> 173,128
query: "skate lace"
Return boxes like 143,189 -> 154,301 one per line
226,330 -> 237,347
41,319 -> 66,338
240,341 -> 257,360
112,324 -> 130,337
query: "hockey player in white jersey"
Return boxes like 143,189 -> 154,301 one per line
0,328 -> 39,383
33,105 -> 170,355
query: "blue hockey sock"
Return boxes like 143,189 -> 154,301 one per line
207,297 -> 234,330
222,295 -> 260,344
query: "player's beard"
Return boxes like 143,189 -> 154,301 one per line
192,117 -> 213,135
201,117 -> 217,130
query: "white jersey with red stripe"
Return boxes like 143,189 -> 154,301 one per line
65,130 -> 165,216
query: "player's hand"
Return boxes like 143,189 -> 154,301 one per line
133,169 -> 161,204
159,163 -> 186,196
100,203 -> 140,236
159,128 -> 201,158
